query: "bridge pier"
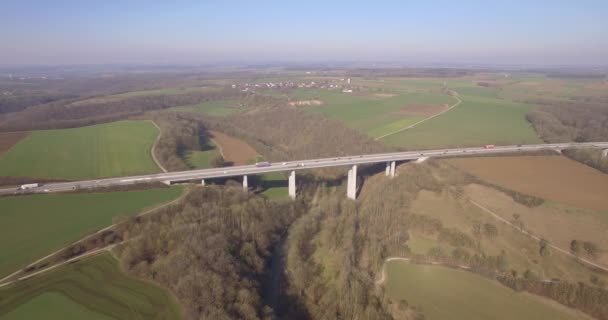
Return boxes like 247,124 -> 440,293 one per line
602,149 -> 608,158
385,162 -> 390,176
347,165 -> 357,200
201,179 -> 205,186
390,161 -> 396,177
288,171 -> 296,200
243,175 -> 248,191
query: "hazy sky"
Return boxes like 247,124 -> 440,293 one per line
2,0 -> 608,66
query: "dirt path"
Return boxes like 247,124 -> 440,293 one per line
375,91 -> 461,140
149,120 -> 168,173
0,189 -> 187,285
470,200 -> 608,273
210,138 -> 225,158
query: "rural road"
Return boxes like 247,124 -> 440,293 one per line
375,91 -> 462,140
1,142 -> 607,196
149,120 -> 168,173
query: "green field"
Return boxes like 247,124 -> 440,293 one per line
0,187 -> 182,278
0,121 -> 160,179
171,99 -> 243,116
260,171 -> 289,200
0,253 -> 183,320
382,94 -> 541,149
385,262 -> 590,320
185,141 -> 221,169
290,89 -> 454,137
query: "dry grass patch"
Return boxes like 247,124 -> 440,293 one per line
397,103 -> 449,117
209,130 -> 258,165
0,132 -> 30,156
371,93 -> 397,98
288,99 -> 324,107
448,156 -> 608,212
465,184 -> 608,266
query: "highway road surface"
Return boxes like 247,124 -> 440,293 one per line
1,142 -> 607,196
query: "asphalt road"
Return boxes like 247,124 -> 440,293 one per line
1,142 -> 607,195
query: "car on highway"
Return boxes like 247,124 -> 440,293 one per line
18,183 -> 40,190
255,161 -> 271,167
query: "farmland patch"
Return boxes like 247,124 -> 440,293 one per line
0,132 -> 30,156
209,130 -> 258,166
448,155 -> 608,212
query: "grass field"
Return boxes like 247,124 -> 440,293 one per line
170,99 -> 243,116
382,94 -> 541,148
0,187 -> 182,278
0,121 -> 160,179
464,183 -> 608,267
0,132 -> 30,156
411,186 -> 608,284
0,253 -> 183,320
289,89 -> 454,138
384,261 -> 591,320
260,172 -> 289,200
185,140 -> 221,169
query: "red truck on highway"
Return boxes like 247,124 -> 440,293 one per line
484,145 -> 495,149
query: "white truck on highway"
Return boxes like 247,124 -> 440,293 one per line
18,183 -> 40,190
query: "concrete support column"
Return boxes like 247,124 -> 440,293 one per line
390,161 -> 396,178
243,175 -> 248,191
201,179 -> 205,186
385,162 -> 390,176
602,149 -> 608,158
288,171 -> 296,200
347,165 -> 357,200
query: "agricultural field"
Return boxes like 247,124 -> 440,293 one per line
384,262 -> 592,320
410,185 -> 608,283
463,182 -> 608,267
448,155 -> 608,212
0,253 -> 183,320
170,99 -> 243,117
0,187 -> 182,278
0,121 -> 160,180
381,93 -> 541,149
287,88 -> 454,138
0,132 -> 30,156
209,130 -> 258,166
279,74 -> 549,149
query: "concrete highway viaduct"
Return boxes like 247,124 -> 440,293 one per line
1,142 -> 607,200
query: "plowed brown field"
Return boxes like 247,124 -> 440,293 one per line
209,130 -> 258,165
448,155 -> 608,212
0,132 -> 30,156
